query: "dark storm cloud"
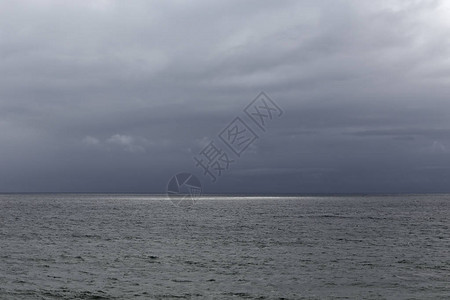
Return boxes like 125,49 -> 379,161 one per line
1,0 -> 450,193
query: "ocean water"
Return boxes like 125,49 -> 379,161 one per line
0,194 -> 449,299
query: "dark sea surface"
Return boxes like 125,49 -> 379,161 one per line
0,194 -> 449,299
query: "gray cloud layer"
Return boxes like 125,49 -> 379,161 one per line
1,0 -> 450,193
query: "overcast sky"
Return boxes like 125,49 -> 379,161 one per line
1,0 -> 450,194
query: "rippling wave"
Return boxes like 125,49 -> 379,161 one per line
1,194 -> 449,299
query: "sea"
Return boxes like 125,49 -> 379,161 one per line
0,194 -> 449,299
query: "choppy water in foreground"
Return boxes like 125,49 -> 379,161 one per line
0,194 -> 449,299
